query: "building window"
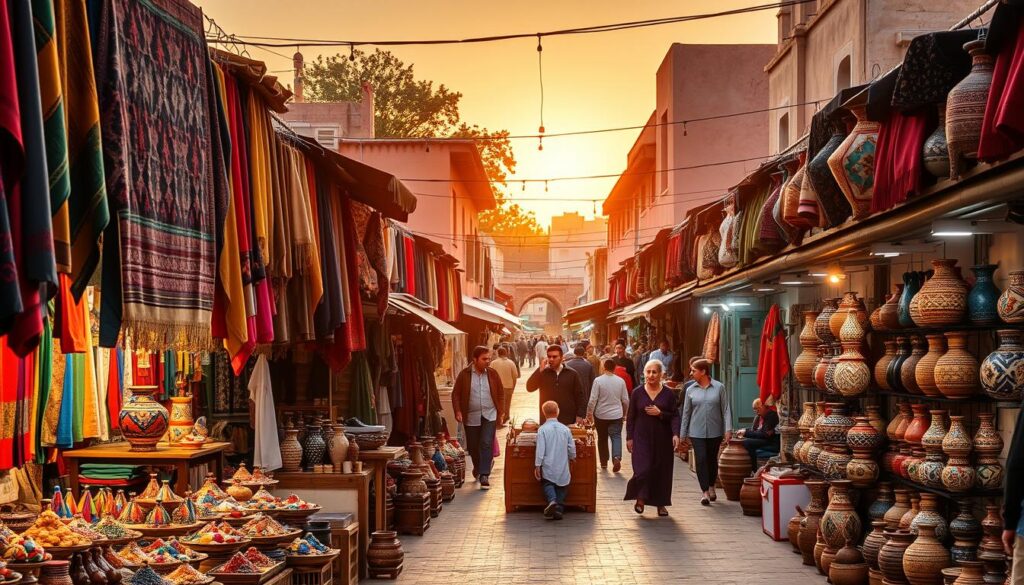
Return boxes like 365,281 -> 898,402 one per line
836,55 -> 852,92
778,112 -> 790,152
659,111 -> 669,193
315,128 -> 337,149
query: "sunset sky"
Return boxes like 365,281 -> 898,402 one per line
196,0 -> 777,228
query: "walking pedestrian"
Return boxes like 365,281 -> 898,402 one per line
526,344 -> 586,426
736,398 -> 779,470
678,358 -> 733,506
451,346 -> 505,490
623,360 -> 680,517
585,344 -> 602,375
517,337 -> 528,368
587,359 -> 629,472
612,341 -> 635,384
490,346 -> 519,426
534,336 -> 549,367
1001,407 -> 1024,580
649,339 -> 674,378
535,400 -> 576,521
527,337 -> 537,367
564,344 -> 595,397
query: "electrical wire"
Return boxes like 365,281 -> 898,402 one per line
205,1 -> 816,48
410,185 -> 729,202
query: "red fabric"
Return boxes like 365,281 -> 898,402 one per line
979,11 -> 1024,162
403,236 -> 415,296
871,110 -> 930,213
614,366 -> 633,396
107,349 -> 121,430
0,0 -> 22,190
0,337 -> 16,470
56,273 -> 86,353
755,304 -> 790,407
132,351 -> 157,386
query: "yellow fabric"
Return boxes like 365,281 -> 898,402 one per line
246,96 -> 271,269
297,152 -> 323,311
81,298 -> 102,439
42,340 -> 65,446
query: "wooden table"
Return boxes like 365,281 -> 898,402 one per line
358,446 -> 406,533
503,431 -> 596,513
275,470 -> 371,578
63,441 -> 229,496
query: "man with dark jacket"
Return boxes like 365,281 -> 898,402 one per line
736,398 -> 780,470
564,344 -> 595,398
451,346 -> 505,490
526,344 -> 586,426
516,337 -> 528,367
1001,408 -> 1024,574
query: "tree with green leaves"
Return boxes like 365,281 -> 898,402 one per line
303,48 -> 543,235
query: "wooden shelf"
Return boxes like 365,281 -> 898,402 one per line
888,475 -> 1002,501
868,323 -> 1024,336
876,388 -> 1017,406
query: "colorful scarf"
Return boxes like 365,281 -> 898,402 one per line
94,0 -> 216,351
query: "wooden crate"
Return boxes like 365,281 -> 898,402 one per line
503,432 -> 596,513
291,562 -> 331,585
329,522 -> 359,585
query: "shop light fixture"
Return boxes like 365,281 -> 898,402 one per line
726,300 -> 751,307
932,219 -> 1017,237
753,287 -> 777,293
868,242 -> 940,257
702,306 -> 711,315
779,275 -> 814,286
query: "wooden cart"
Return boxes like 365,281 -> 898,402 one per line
503,429 -> 596,513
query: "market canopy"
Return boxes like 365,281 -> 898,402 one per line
461,295 -> 522,329
616,284 -> 694,324
389,293 -> 466,338
564,298 -> 610,326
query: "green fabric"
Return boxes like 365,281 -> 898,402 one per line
348,352 -> 377,425
34,305 -> 53,463
79,463 -> 145,479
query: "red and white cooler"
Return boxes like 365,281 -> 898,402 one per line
761,470 -> 810,541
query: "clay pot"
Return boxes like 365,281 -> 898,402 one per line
821,545 -> 839,579
826,342 -> 844,395
798,402 -> 817,434
885,402 -> 907,442
941,456 -> 976,493
943,416 -> 973,458
118,386 -> 170,452
366,530 -> 404,579
881,285 -> 904,330
824,445 -> 853,480
934,332 -> 978,400
870,567 -> 885,585
226,480 -> 253,502
967,264 -> 1001,325
280,427 -> 303,472
910,494 -> 949,542
829,104 -> 879,219
889,336 -> 912,392
830,539 -> 870,585
717,439 -> 752,501
739,477 -> 762,516
975,454 -> 1004,490
799,481 -> 828,565
39,560 -> 73,585
904,404 -> 931,446
917,334 -> 947,397
894,402 -> 914,442
879,529 -> 915,585
901,493 -> 921,530
795,311 -> 822,387
900,336 -> 927,394
816,530 -> 829,574
821,480 -> 862,549
980,330 -> 1024,402
946,39 -> 994,180
863,520 -> 888,570
952,561 -> 986,585
973,412 -> 1004,457
950,500 -> 981,563
399,470 -> 428,495
815,346 -> 832,390
847,448 -> 880,488
869,482 -> 896,522
871,304 -> 885,332
920,409 -> 948,453
980,505 -> 1004,558
904,522 -> 952,585
835,345 -> 871,398
302,424 -> 326,470
919,452 -> 946,489
789,507 -> 805,554
817,299 -> 840,345
847,416 -> 884,452
329,424 -> 350,468
914,259 -> 968,326
996,270 -> 1024,324
832,292 -> 870,338
865,405 -> 886,438
900,272 -> 924,328
817,402 -> 855,444
923,103 -> 951,179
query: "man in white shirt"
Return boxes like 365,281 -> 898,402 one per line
535,400 -> 576,520
534,336 -> 549,366
451,346 -> 505,490
490,347 -> 519,426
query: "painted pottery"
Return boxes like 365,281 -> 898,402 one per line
118,386 -> 170,452
919,452 -> 946,489
826,342 -> 844,395
967,264 -> 1001,325
980,329 -> 1024,402
941,455 -> 976,493
996,270 -> 1024,323
366,530 -> 404,579
329,424 -> 350,468
884,489 -> 912,530
835,345 -> 871,399
934,332 -> 979,399
847,416 -> 884,452
821,480 -> 862,549
917,334 -> 947,397
973,412 -> 1004,457
280,427 -> 303,472
817,298 -> 840,345
879,529 -> 915,585
833,292 -> 870,338
901,336 -> 928,394
167,395 -> 194,445
796,312 -> 821,387
881,285 -> 904,330
923,102 -> 951,178
717,439 -> 751,501
920,409 -> 948,453
302,424 -> 326,470
830,539 -> 870,585
903,522 -> 951,585
949,500 -> 981,563
817,403 -> 855,444
910,494 -> 949,542
799,481 -> 828,566
869,482 -> 895,522
900,272 -> 923,328
807,125 -> 853,228
980,505 -> 1004,558
847,448 -> 879,488
946,39 -> 994,179
943,416 -> 973,458
798,402 -> 817,433
863,520 -> 888,570
739,478 -> 762,516
974,454 -> 1004,490
953,561 -> 986,585
904,404 -> 931,446
829,104 -> 879,219
914,259 -> 968,326
824,445 -> 852,480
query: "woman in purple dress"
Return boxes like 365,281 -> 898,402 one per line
624,360 -> 681,517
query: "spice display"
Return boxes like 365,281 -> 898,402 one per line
22,510 -> 91,547
95,516 -> 138,540
67,517 -> 107,541
142,538 -> 201,560
240,515 -> 288,537
1,535 -> 50,562
285,534 -> 331,556
116,542 -> 155,565
216,553 -> 258,574
242,547 -> 275,569
128,565 -> 165,585
165,563 -> 213,585
182,522 -> 247,545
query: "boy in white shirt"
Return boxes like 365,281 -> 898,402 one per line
534,400 -> 577,520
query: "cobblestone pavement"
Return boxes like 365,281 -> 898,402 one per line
367,365 -> 821,584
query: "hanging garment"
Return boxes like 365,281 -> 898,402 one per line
94,0 -> 217,351
248,354 -> 282,471
979,4 -> 1024,162
0,0 -> 24,335
755,305 -> 790,408
702,311 -> 720,364
31,308 -> 52,463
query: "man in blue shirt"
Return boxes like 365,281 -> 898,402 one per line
649,340 -> 674,378
535,400 -> 577,520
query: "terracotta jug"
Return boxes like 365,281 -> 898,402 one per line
920,409 -> 948,453
739,477 -> 762,516
903,522 -> 952,585
799,480 -> 828,566
795,311 -> 822,387
979,505 -> 1004,558
942,455 -> 977,493
916,334 -> 947,397
886,402 -> 908,442
973,412 -> 1004,457
914,259 -> 968,326
946,39 -> 994,180
879,529 -> 915,585
366,530 -> 404,579
934,332 -> 978,399
904,404 -> 931,446
943,415 -> 973,457
952,561 -> 986,585
717,439 -> 752,501
847,448 -> 880,488
884,489 -> 912,530
830,538 -> 870,585
901,336 -> 928,394
863,521 -> 888,570
832,292 -> 870,338
789,507 -> 805,554
910,493 -> 949,543
847,416 -> 883,452
980,330 -> 1024,402
996,270 -> 1024,323
880,285 -> 904,330
821,480 -> 862,549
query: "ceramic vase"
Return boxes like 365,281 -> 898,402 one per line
167,395 -> 194,445
923,103 -> 951,179
847,416 -> 884,452
895,403 -> 914,442
888,336 -> 912,392
943,416 -> 973,457
946,39 -> 994,179
952,561 -> 986,585
900,272 -> 923,328
996,270 -> 1024,323
980,505 -> 1004,557
281,427 -> 303,472
879,529 -> 915,585
824,445 -> 852,480
910,494 -> 949,542
302,424 -> 326,470
830,539 -> 870,585
919,452 -> 946,489
885,489 -> 912,531
967,264 -> 1001,325
871,303 -> 885,331
808,125 -> 854,228
901,336 -> 928,394
980,329 -> 1024,402
118,386 -> 170,452
869,482 -> 895,522
847,448 -> 880,488
829,105 -> 879,219
866,406 -> 887,438
798,402 -> 817,434
796,311 -> 821,387
817,298 -> 840,345
717,439 -> 752,501
973,412 -> 1004,457
832,292 -> 870,338
877,340 -> 899,391
904,404 -> 931,446
821,480 -> 862,549
920,409 -> 948,453
901,493 -> 921,530
887,402 -> 909,442
934,332 -> 979,399
740,478 -> 762,516
903,522 -> 952,585
329,424 -> 350,468
917,334 -> 947,397
826,342 -> 844,395
974,454 -> 1004,490
942,455 -> 977,493
800,481 -> 828,566
914,259 -> 968,326
950,500 -> 981,563
817,403 -> 855,444
366,530 -> 404,579
881,285 -> 905,330
863,520 -> 888,570
835,345 -> 871,399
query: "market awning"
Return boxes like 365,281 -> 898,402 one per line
616,284 -> 695,324
389,293 -> 465,337
564,298 -> 610,326
461,295 -> 522,329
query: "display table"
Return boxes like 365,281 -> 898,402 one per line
503,429 -> 596,513
63,441 -> 229,496
358,446 -> 406,534
274,470 -> 371,579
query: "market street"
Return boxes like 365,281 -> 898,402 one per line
367,365 -> 821,584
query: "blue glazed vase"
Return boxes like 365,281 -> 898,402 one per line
980,329 -> 1024,402
967,264 -> 1001,325
898,272 -> 922,328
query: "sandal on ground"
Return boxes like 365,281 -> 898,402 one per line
634,502 -> 645,514
700,493 -> 710,506
658,507 -> 669,516
709,487 -> 718,502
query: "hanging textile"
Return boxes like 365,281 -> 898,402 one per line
0,333 -> 37,470
32,307 -> 51,463
348,352 -> 377,425
0,0 -> 24,335
94,0 -> 218,351
979,4 -> 1024,162
755,304 -> 789,408
248,354 -> 281,471
702,311 -> 720,364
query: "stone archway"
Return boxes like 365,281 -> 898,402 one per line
500,276 -> 584,324
515,292 -> 565,318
